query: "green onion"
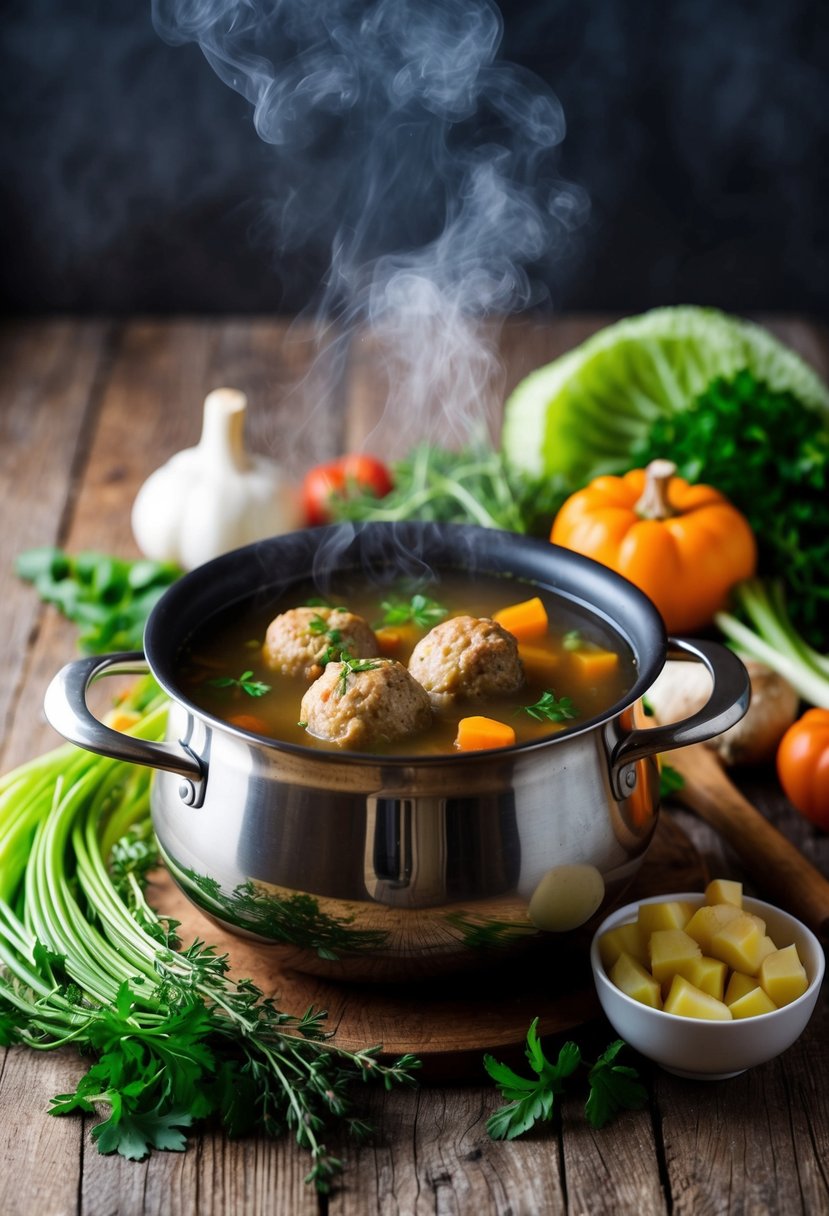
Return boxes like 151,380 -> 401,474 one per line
0,677 -> 418,1190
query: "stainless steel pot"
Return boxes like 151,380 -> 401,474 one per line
44,522 -> 749,980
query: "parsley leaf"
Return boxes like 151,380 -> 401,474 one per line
336,657 -> 381,696
517,691 -> 579,723
584,1040 -> 648,1129
484,1018 -> 581,1140
378,594 -> 448,630
207,670 -> 271,698
485,1025 -> 646,1139
14,548 -> 180,653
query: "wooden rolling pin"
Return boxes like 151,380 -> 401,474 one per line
667,742 -> 829,944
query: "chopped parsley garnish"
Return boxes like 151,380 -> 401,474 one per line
207,670 -> 271,698
517,691 -> 578,723
378,594 -> 448,630
336,657 -> 381,696
308,612 -> 354,664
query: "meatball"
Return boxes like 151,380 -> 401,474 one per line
408,615 -> 524,706
262,606 -> 378,680
300,658 -> 433,750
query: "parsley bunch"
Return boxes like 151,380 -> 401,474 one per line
635,369 -> 829,651
484,1019 -> 646,1138
0,681 -> 418,1192
15,548 -> 181,653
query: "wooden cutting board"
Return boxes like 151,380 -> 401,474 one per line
149,813 -> 705,1076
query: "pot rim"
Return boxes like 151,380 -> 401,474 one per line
142,521 -> 669,765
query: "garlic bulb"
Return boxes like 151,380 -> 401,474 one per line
131,388 -> 302,570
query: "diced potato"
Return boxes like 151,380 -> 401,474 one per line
709,913 -> 768,974
609,952 -> 663,1009
705,878 -> 742,908
683,955 -> 728,1002
598,921 -> 648,970
757,935 -> 777,967
684,902 -> 742,952
663,975 -> 733,1020
648,929 -> 702,986
729,987 -> 778,1019
759,944 -> 809,1007
637,900 -> 695,937
725,971 -> 759,1006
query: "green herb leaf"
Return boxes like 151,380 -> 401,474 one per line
336,657 -> 381,696
378,594 -> 448,630
329,440 -> 570,537
659,763 -> 685,799
584,1040 -> 648,1129
206,671 -> 272,698
486,1025 -> 645,1141
517,691 -> 579,723
15,548 -> 181,653
484,1019 -> 581,1140
635,369 -> 829,651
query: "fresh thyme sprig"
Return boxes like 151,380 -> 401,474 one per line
517,691 -> 579,723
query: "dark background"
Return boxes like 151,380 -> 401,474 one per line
2,0 -> 827,316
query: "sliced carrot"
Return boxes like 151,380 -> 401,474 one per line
517,643 -> 560,684
569,647 -> 620,680
228,713 -> 269,735
454,716 -> 517,751
493,596 -> 548,642
375,624 -> 418,656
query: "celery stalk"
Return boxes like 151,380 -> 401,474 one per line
715,578 -> 829,708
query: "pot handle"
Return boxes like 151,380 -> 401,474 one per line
44,652 -> 205,804
608,637 -> 750,800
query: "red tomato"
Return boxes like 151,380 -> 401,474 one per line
776,708 -> 829,831
302,454 -> 393,525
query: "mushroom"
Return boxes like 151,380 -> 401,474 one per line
646,657 -> 799,766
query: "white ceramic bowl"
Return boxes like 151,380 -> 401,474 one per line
590,892 -> 825,1080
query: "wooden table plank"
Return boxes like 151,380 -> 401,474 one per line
654,975 -> 829,1216
330,1085 -> 567,1216
0,320 -> 112,770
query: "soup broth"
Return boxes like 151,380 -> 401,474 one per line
177,572 -> 637,755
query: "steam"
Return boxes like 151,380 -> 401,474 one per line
152,0 -> 587,455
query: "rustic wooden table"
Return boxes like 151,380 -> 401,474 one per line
1,317 -> 827,1216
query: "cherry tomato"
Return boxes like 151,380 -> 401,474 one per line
302,454 -> 393,525
776,708 -> 829,831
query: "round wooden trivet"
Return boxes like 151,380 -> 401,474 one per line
149,813 -> 706,1074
